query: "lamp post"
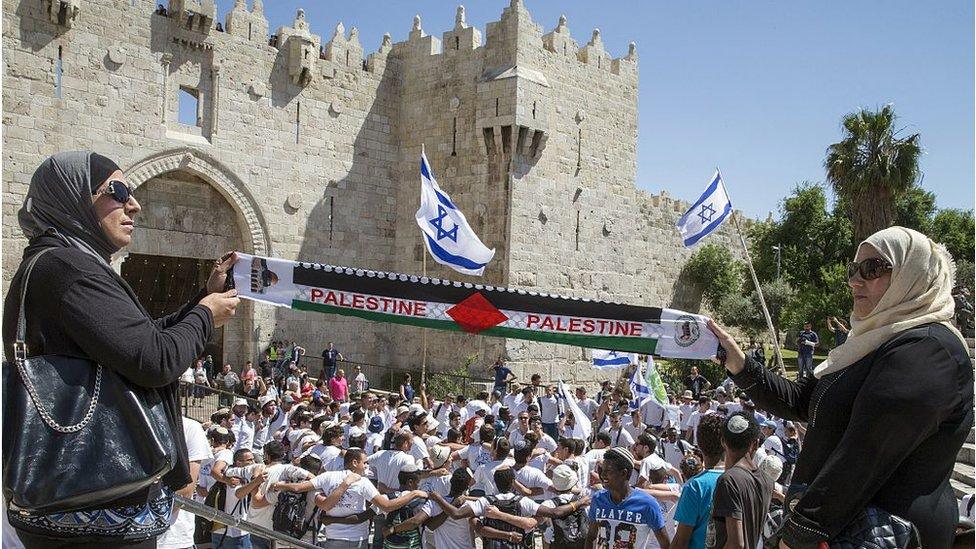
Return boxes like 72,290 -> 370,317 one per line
772,245 -> 782,280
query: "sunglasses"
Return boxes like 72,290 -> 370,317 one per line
847,257 -> 892,281
96,180 -> 135,204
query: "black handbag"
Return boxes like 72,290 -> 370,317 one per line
770,488 -> 921,549
2,247 -> 178,514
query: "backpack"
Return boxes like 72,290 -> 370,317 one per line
272,490 -> 317,540
194,481 -> 226,544
483,495 -> 533,549
782,439 -> 799,465
384,494 -> 426,545
549,493 -> 589,549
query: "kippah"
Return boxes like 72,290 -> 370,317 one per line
727,415 -> 750,434
606,446 -> 635,466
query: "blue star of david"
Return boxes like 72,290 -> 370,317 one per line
698,203 -> 716,225
429,205 -> 459,242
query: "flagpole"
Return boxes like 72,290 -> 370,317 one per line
730,209 -> 786,374
420,144 -> 428,387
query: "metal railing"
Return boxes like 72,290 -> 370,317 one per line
174,494 -> 319,549
179,381 -> 259,423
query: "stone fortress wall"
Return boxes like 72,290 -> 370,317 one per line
2,0 -> 749,384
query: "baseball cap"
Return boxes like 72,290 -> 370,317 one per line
396,405 -> 410,416
551,464 -> 579,492
715,386 -> 727,395
429,445 -> 450,468
258,395 -> 276,408
281,394 -> 296,404
681,390 -> 693,400
763,420 -> 778,430
368,416 -> 384,433
233,397 -> 248,407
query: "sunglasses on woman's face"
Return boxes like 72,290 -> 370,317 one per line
96,180 -> 135,204
847,257 -> 892,281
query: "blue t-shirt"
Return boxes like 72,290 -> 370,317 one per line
797,330 -> 819,357
673,468 -> 723,549
588,488 -> 665,549
493,366 -> 512,386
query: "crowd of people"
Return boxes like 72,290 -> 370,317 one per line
159,353 -> 834,549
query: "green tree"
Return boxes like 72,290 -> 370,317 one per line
825,105 -> 922,241
894,186 -> 937,235
683,244 -> 744,309
930,209 -> 975,264
957,260 -> 974,293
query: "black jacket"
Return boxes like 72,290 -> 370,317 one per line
2,235 -> 213,506
731,323 -> 973,548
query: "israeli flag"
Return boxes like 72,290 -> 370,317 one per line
676,171 -> 733,247
415,151 -> 495,276
592,349 -> 636,369
630,363 -> 653,402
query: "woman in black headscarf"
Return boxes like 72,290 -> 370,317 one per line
3,151 -> 241,548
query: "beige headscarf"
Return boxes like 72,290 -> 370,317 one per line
814,226 -> 967,378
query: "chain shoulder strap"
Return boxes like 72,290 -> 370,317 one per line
13,247 -> 103,434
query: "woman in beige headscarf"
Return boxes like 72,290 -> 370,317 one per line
709,226 -> 973,548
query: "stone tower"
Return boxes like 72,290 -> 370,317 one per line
2,0 -> 745,384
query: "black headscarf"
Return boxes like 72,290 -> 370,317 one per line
18,151 -> 120,262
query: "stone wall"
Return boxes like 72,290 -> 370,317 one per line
2,0 -> 747,385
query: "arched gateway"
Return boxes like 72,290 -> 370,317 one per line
118,148 -> 272,367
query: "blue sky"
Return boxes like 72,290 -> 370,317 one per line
208,1 -> 974,219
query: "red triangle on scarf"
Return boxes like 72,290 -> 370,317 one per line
447,292 -> 508,334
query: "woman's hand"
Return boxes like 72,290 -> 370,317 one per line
200,289 -> 239,328
206,252 -> 238,295
707,319 -> 746,374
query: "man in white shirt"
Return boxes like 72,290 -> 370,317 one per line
605,410 -> 635,448
230,397 -> 255,452
678,390 -> 696,437
158,417 -> 212,549
472,439 -> 515,496
658,427 -> 694,471
574,386 -> 598,418
275,448 -> 428,548
622,407 -> 645,441
538,385 -> 561,440
352,364 -> 368,393
509,410 -> 531,447
372,431 -> 420,494
684,396 -> 712,445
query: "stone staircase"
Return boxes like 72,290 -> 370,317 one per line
951,337 -> 976,499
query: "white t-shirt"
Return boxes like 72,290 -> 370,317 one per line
515,465 -> 553,502
409,436 -> 431,463
158,417 -> 212,549
219,458 -> 258,538
365,432 -> 385,454
576,397 -> 598,418
354,373 -> 368,392
302,444 -> 341,470
509,429 -> 529,447
373,450 -> 418,491
536,432 -> 558,452
622,417 -> 644,441
647,483 -> 682,548
312,471 -> 380,541
636,454 -> 669,486
686,410 -> 709,445
248,463 -> 311,530
419,473 -> 452,498
538,395 -> 560,423
459,442 -> 493,469
180,366 -> 195,383
473,458 -> 515,495
423,499 -> 475,549
658,439 -> 692,471
678,403 -> 695,429
230,416 -> 255,452
608,427 -> 635,448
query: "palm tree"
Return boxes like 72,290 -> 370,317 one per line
825,105 -> 922,241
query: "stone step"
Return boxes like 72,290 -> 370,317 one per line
951,477 -> 973,499
959,442 -> 976,466
952,462 -> 975,487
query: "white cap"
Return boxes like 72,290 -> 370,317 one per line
233,397 -> 248,407
429,445 -> 451,468
396,406 -> 410,415
348,426 -> 366,439
551,464 -> 579,492
400,460 -> 421,473
409,403 -> 425,414
424,415 -> 440,433
645,453 -> 668,471
258,395 -> 275,408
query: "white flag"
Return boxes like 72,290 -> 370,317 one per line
558,380 -> 592,441
415,152 -> 495,276
676,171 -> 733,247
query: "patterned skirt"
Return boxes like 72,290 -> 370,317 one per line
8,488 -> 173,541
